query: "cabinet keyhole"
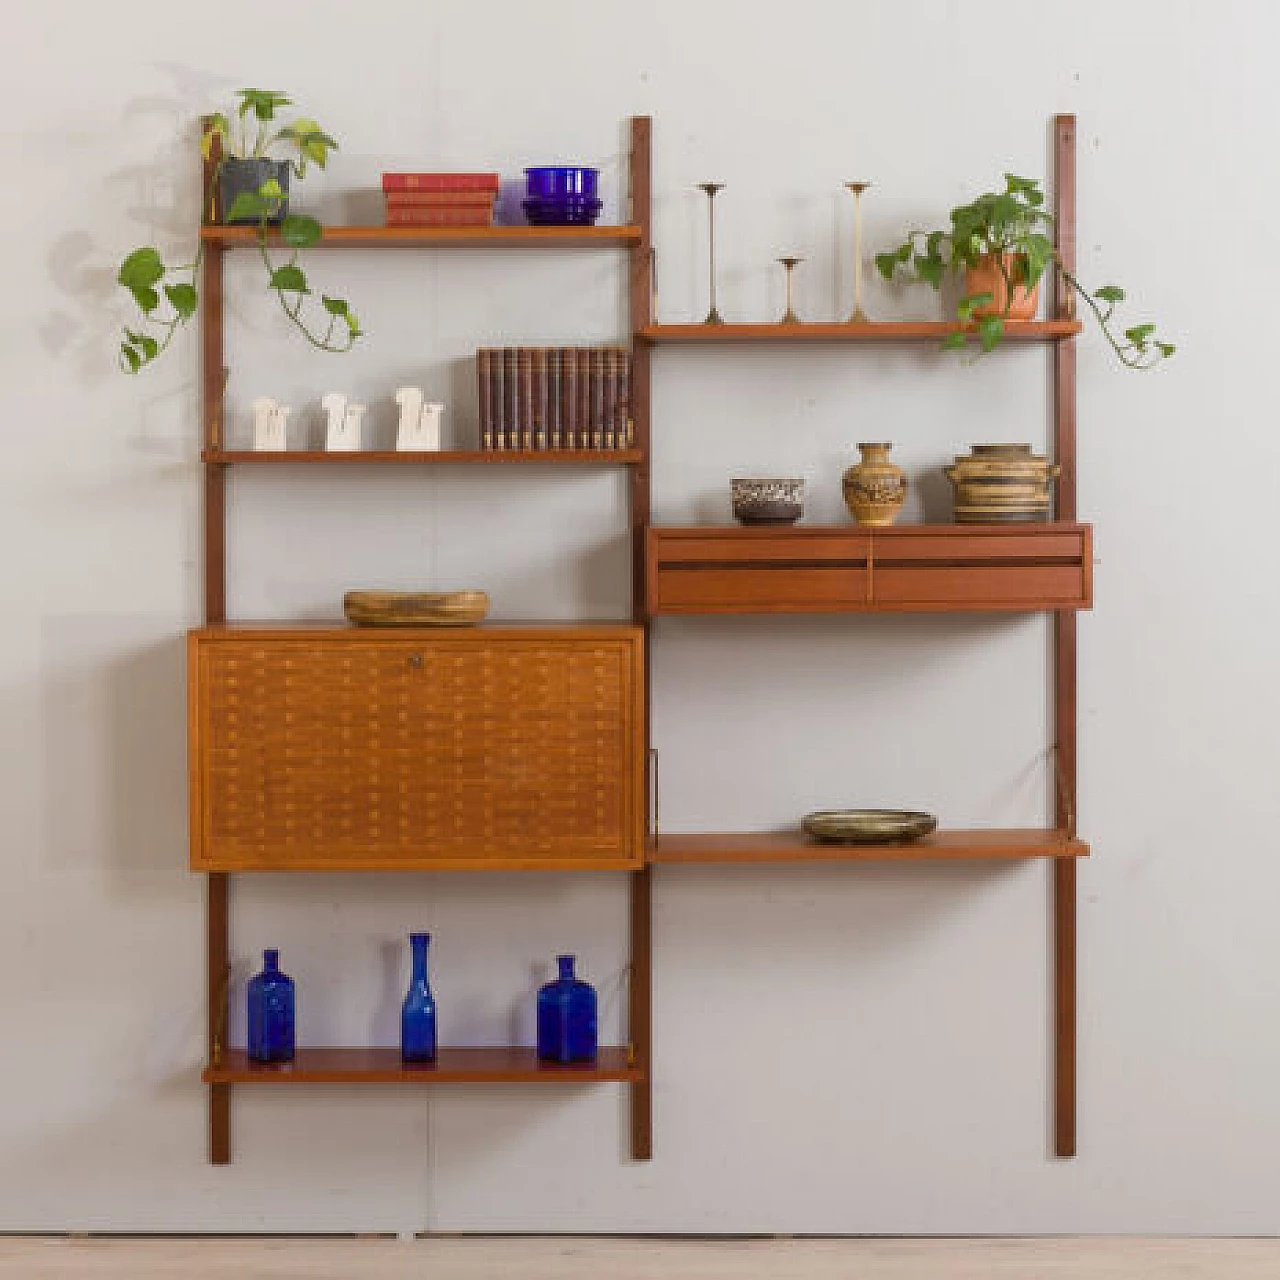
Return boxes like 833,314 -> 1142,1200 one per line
408,653 -> 424,670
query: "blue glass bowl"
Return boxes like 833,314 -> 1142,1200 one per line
522,197 -> 602,227
525,166 -> 599,200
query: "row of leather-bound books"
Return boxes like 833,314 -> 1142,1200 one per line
476,347 -> 632,451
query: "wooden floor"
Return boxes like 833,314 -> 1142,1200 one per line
2,1237 -> 1279,1279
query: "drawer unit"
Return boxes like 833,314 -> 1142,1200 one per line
189,625 -> 645,871
647,524 -> 1092,614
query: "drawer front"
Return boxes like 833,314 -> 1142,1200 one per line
654,564 -> 869,613
873,563 -> 1089,610
190,633 -> 643,870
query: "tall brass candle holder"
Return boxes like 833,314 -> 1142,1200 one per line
697,182 -> 725,324
777,256 -> 803,324
844,181 -> 871,323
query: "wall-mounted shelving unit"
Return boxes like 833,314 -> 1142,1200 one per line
193,114 -> 1085,1166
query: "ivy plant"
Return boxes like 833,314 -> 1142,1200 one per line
117,89 -> 362,374
874,174 -> 1173,368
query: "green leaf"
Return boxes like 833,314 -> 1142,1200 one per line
1155,341 -> 1176,358
118,247 -> 165,289
941,332 -> 968,351
135,332 -> 159,360
269,264 -> 310,294
1095,284 -> 1125,303
238,88 -> 291,122
120,342 -> 142,373
1124,323 -> 1156,348
225,191 -> 267,222
957,291 -> 992,322
130,285 -> 160,314
874,251 -> 899,280
165,282 -> 199,318
321,294 -> 349,316
281,214 -> 322,248
258,177 -> 285,200
978,314 -> 1005,352
914,253 -> 946,288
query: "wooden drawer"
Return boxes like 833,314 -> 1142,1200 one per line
647,525 -> 1092,614
648,528 -> 871,613
189,626 -> 645,871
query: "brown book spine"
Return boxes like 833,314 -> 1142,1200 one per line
531,348 -> 548,450
503,348 -> 519,449
576,348 -> 592,449
561,347 -> 577,450
546,349 -> 561,449
491,347 -> 506,450
477,348 -> 493,450
617,346 -> 632,447
589,348 -> 605,449
601,348 -> 618,450
517,348 -> 534,450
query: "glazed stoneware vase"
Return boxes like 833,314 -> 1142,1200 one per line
842,443 -> 907,526
945,443 -> 1060,523
964,253 -> 1039,320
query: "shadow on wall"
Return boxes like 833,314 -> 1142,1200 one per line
42,617 -> 187,876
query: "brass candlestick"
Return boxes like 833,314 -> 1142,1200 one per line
844,181 -> 871,323
777,256 -> 803,324
698,182 -> 725,324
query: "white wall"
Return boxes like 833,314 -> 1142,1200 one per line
1,0 -> 1273,1234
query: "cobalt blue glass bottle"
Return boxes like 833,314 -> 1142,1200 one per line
401,932 -> 437,1063
537,955 -> 598,1063
247,949 -> 295,1064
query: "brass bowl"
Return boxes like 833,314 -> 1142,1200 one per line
344,590 -> 490,626
802,809 -> 937,844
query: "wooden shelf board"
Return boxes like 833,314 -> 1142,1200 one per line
203,1045 -> 640,1085
201,224 -> 642,249
638,320 -> 1083,344
648,828 -> 1089,864
203,449 -> 642,466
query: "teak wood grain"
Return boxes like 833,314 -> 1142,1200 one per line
201,225 -> 642,249
188,626 -> 645,872
647,524 -> 1092,614
638,320 -> 1082,343
202,449 -> 643,466
203,1046 -> 641,1085
648,829 -> 1088,864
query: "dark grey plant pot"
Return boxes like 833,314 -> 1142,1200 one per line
219,158 -> 290,225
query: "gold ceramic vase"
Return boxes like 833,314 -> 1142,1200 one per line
842,443 -> 907,526
944,443 -> 1059,523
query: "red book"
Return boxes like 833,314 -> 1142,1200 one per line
381,172 -> 501,193
384,191 -> 497,208
384,208 -> 494,227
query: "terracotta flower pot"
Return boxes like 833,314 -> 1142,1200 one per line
964,253 -> 1039,321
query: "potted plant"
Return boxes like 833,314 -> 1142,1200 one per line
117,88 -> 361,373
874,174 -> 1173,368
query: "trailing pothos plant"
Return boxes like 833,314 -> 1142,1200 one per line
874,174 -> 1174,368
117,89 -> 362,374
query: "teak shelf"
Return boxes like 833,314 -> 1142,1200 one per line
648,829 -> 1088,865
201,224 -> 642,249
194,114 -> 1085,1166
204,1046 -> 641,1085
638,320 -> 1083,343
203,448 -> 643,465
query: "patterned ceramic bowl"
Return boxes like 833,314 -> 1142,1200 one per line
730,478 -> 805,526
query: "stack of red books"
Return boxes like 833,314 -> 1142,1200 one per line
381,173 -> 500,227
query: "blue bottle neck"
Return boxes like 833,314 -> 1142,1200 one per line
410,933 -> 431,983
263,949 -> 279,974
557,955 -> 576,982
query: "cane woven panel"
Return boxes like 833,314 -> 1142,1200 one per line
190,628 -> 644,870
